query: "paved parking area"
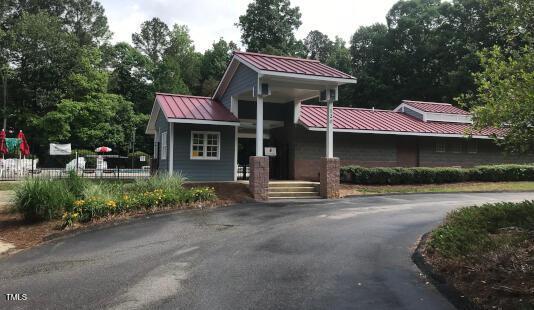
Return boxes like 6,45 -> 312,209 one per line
1,192 -> 534,309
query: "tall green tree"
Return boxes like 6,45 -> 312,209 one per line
39,93 -> 139,152
459,47 -> 534,154
304,30 -> 333,62
348,0 -> 534,109
237,0 -> 303,56
199,39 -> 236,96
65,47 -> 108,100
164,25 -> 201,94
7,12 -> 78,114
350,23 -> 395,108
1,0 -> 110,46
132,17 -> 170,63
105,42 -> 153,113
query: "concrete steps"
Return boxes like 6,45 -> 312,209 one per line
268,181 -> 321,199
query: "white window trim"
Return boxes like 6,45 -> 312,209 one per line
161,131 -> 168,160
190,131 -> 221,160
154,130 -> 159,159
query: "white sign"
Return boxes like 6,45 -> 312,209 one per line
264,147 -> 277,157
50,143 -> 72,155
139,156 -> 146,162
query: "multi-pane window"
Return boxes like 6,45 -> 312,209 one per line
451,142 -> 463,153
160,131 -> 167,160
435,141 -> 446,153
467,141 -> 478,154
191,131 -> 220,160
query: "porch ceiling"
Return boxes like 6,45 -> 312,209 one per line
237,76 -> 340,103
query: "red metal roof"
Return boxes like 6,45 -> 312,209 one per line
234,51 -> 354,80
155,93 -> 238,122
403,100 -> 470,115
299,105 -> 502,137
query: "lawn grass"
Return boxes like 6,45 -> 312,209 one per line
340,181 -> 534,197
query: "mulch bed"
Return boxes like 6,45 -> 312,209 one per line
414,232 -> 534,310
0,182 -> 252,253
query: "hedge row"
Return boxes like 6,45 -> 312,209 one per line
340,164 -> 534,185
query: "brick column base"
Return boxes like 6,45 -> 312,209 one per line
249,156 -> 269,201
320,157 -> 340,199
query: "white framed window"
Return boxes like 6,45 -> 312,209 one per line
191,131 -> 220,160
153,131 -> 159,159
467,141 -> 478,154
160,131 -> 168,160
451,142 -> 463,154
435,141 -> 446,153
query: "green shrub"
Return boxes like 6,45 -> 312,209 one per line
428,200 -> 534,258
341,164 -> 534,185
15,178 -> 75,221
14,172 -> 217,226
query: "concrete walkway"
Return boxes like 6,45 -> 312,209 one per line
1,192 -> 533,309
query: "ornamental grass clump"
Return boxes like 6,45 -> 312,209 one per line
14,172 -> 217,227
15,178 -> 75,221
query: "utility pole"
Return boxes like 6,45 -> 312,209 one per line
2,73 -> 6,130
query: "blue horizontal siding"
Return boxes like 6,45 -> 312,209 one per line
171,124 -> 235,181
220,64 -> 258,109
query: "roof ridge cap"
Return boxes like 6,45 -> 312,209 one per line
234,51 -> 320,63
156,92 -> 212,99
403,100 -> 452,106
302,104 -> 394,112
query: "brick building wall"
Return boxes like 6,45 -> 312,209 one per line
291,126 -> 534,181
418,137 -> 533,167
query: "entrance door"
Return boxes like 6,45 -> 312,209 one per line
268,142 -> 288,180
396,139 -> 419,167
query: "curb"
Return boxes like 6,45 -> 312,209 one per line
412,233 -> 479,310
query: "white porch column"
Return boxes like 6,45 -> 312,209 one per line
168,122 -> 174,175
326,99 -> 334,158
256,95 -> 264,156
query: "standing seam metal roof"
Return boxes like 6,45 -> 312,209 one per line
233,51 -> 354,79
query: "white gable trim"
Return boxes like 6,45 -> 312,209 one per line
394,103 -> 472,124
168,118 -> 240,126
213,54 -> 357,99
145,98 -> 160,135
213,57 -> 240,100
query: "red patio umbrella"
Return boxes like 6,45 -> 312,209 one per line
0,129 -> 7,155
95,146 -> 112,153
17,130 -> 30,157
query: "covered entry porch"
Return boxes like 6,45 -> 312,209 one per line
214,52 -> 356,200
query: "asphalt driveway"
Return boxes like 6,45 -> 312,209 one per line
1,192 -> 534,310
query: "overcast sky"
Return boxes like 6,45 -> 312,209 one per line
100,0 -> 399,52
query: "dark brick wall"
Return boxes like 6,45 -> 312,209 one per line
291,126 -> 534,181
418,137 -> 533,167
